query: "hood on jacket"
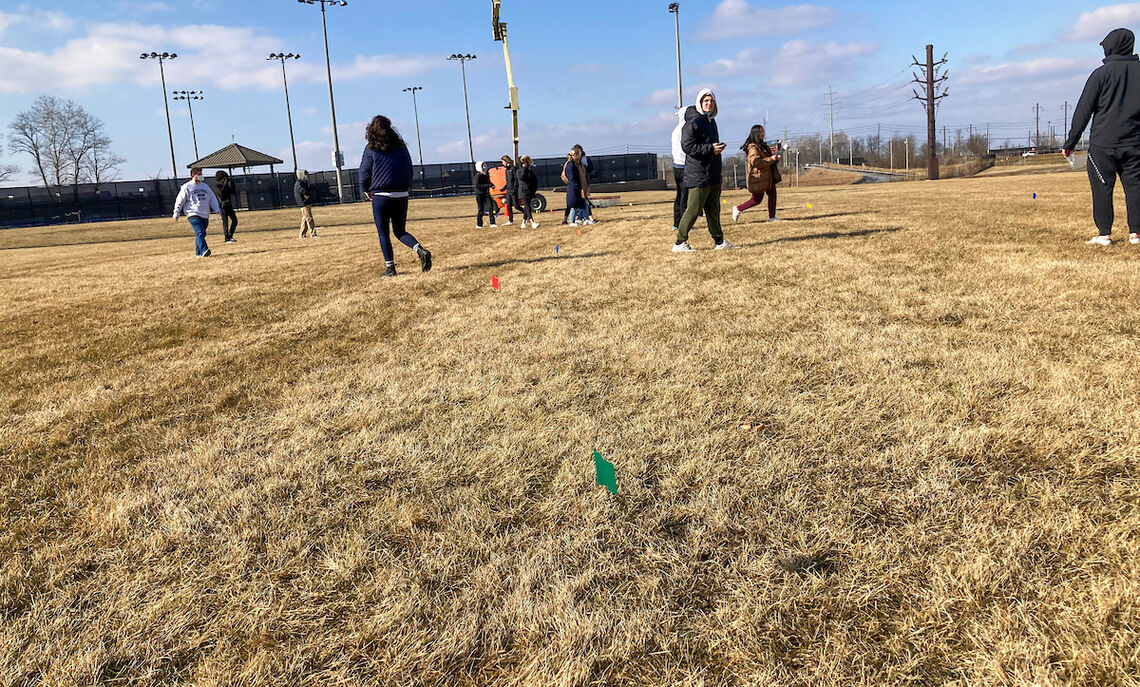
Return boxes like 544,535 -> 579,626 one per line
296,169 -> 307,181
1102,28 -> 1135,58
694,87 -> 718,118
475,161 -> 486,174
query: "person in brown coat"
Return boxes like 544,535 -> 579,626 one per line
732,124 -> 782,222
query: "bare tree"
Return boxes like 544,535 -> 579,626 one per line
7,95 -> 124,193
0,142 -> 18,184
86,135 -> 125,185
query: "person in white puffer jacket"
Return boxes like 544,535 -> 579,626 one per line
172,166 -> 221,257
670,107 -> 688,231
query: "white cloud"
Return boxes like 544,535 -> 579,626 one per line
956,57 -> 1101,86
0,6 -> 75,35
1067,3 -> 1140,42
0,21 -> 441,95
697,1 -> 835,41
699,40 -> 879,89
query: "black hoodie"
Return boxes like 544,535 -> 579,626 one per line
1064,28 -> 1140,150
681,88 -> 723,188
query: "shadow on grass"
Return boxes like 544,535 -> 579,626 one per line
450,251 -> 616,271
757,227 -> 901,245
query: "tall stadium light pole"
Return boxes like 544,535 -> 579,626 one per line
171,90 -> 204,160
269,53 -> 301,171
298,0 -> 348,203
140,51 -> 179,179
447,54 -> 477,187
403,86 -> 425,184
668,3 -> 682,109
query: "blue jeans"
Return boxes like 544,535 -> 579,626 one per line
571,207 -> 589,223
188,215 -> 209,255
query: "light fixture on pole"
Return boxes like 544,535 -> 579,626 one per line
668,3 -> 682,110
297,0 -> 348,203
140,51 -> 179,179
171,90 -> 204,160
447,53 -> 477,187
402,86 -> 425,185
268,53 -> 301,171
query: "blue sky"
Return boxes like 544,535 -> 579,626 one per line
0,1 -> 1133,184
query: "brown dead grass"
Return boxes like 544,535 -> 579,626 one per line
2,175 -> 1139,686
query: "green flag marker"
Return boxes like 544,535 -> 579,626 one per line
594,450 -> 617,494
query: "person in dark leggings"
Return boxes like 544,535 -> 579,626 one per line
473,161 -> 497,228
500,155 -> 521,225
214,171 -> 238,242
358,115 -> 432,277
517,155 -> 540,228
1064,28 -> 1140,246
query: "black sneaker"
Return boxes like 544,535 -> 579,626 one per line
416,245 -> 432,272
202,248 -> 212,257
382,265 -> 397,277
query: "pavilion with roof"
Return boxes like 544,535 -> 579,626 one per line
187,143 -> 285,175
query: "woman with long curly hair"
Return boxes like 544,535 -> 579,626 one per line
359,115 -> 432,276
731,124 -> 782,223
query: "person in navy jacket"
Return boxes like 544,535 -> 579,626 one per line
359,115 -> 432,276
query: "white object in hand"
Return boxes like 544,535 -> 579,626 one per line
1068,152 -> 1087,171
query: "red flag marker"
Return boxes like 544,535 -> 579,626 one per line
491,276 -> 499,290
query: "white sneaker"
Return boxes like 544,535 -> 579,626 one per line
1087,235 -> 1112,246
714,239 -> 737,250
769,217 -> 782,222
731,206 -> 741,222
671,241 -> 695,252
671,226 -> 677,232
490,224 -> 498,228
504,220 -> 513,225
530,221 -> 540,228
1130,233 -> 1140,245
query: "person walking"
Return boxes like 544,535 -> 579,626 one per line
562,149 -> 589,225
670,107 -> 688,231
172,166 -> 221,257
516,155 -> 540,228
732,124 -> 782,223
580,146 -> 599,224
214,170 -> 239,243
1064,28 -> 1140,246
500,155 -> 521,225
359,115 -> 432,277
294,169 -> 319,238
673,88 -> 735,252
473,161 -> 498,228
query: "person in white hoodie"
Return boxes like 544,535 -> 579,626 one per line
670,108 -> 688,231
172,166 -> 221,257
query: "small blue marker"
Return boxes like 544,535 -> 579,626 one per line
555,245 -> 560,255
1032,193 -> 1037,199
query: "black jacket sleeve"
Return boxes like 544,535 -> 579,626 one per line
1064,71 -> 1100,150
681,119 -> 714,160
359,149 -> 372,193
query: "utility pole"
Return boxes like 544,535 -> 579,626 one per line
827,85 -> 836,163
912,44 -> 948,180
1063,101 -> 1070,141
668,3 -> 682,110
890,137 -> 894,170
818,139 -> 822,164
1033,103 -> 1042,150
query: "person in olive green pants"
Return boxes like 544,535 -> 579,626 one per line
676,184 -> 724,246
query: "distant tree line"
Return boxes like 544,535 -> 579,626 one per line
4,95 -> 125,196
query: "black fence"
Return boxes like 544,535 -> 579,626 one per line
0,153 -> 658,229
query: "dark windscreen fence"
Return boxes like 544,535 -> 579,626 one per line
0,153 -> 658,229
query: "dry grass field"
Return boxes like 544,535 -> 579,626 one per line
2,171 -> 1139,686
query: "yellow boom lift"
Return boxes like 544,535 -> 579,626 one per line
491,0 -> 519,163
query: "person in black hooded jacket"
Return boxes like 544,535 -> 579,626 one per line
214,171 -> 238,243
1064,28 -> 1140,246
673,88 -> 734,252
